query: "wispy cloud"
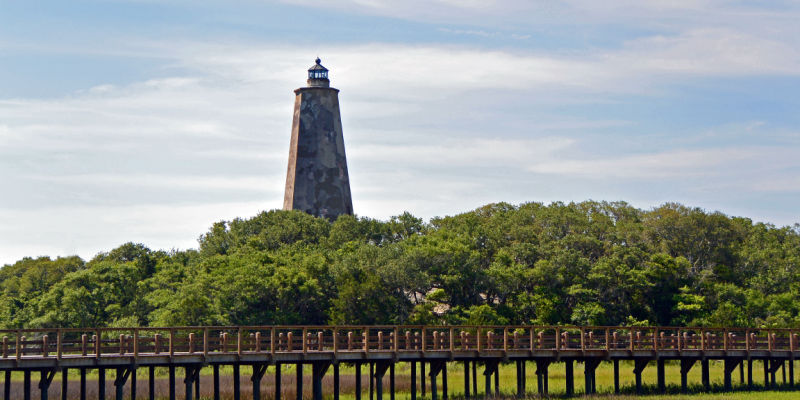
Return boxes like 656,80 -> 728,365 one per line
529,146 -> 799,180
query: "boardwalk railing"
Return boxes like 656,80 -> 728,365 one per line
1,325 -> 798,359
1,325 -> 798,400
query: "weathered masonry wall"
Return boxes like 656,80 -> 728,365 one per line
283,86 -> 353,220
1,325 -> 798,399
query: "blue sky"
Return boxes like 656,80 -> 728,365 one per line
1,0 -> 799,264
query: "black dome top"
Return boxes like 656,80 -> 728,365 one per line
308,58 -> 328,72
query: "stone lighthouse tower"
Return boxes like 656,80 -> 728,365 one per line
283,58 -> 354,220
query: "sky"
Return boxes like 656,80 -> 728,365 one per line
1,0 -> 799,265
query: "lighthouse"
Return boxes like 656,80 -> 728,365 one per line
283,58 -> 354,220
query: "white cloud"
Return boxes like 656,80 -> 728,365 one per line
0,201 -> 266,264
528,147 -> 787,179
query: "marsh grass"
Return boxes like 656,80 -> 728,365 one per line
3,360 -> 797,399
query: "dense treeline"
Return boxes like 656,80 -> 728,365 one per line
2,201 -> 799,329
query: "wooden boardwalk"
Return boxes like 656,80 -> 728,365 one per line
1,325 -> 798,399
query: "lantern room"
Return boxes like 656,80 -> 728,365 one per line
307,58 -> 330,87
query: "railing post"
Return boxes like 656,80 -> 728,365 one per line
529,327 -> 535,351
287,332 -> 293,352
653,328 -> 658,351
364,327 -> 369,353
629,327 -> 634,352
303,327 -> 308,353
15,331 -> 21,360
421,327 -> 426,353
745,329 -> 750,352
271,328 -> 276,354
767,330 -> 774,351
154,334 -> 161,354
318,331 -> 324,351
169,329 -> 175,357
613,331 -> 618,350
395,327 -> 400,352
449,328 -> 454,352
18,335 -> 24,360
555,327 -> 560,351
605,328 -> 610,351
503,328 -> 508,352
3,336 -> 8,358
237,327 -> 243,355
133,329 -> 139,359
700,330 -> 706,351
790,331 -> 796,352
96,329 -> 102,358
254,332 -> 261,352
333,328 -> 339,353
723,330 -> 728,351
119,334 -> 125,355
580,328 -> 586,351
57,329 -> 62,360
42,335 -> 48,357
476,328 -> 481,352
203,328 -> 209,356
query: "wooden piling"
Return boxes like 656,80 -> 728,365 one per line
465,361 -> 471,398
633,359 -> 648,394
252,364 -> 267,400
389,363 -> 395,400
131,367 -> 137,400
3,373 -> 13,400
680,359 -> 695,392
355,363 -> 361,400
410,362 -> 416,400
59,369 -> 67,400
333,363 -> 340,400
369,363 -> 374,400
274,364 -> 281,400
24,370 -> 30,400
233,364 -> 240,400
471,361 -> 477,397
312,362 -> 330,400
565,360 -> 574,396
296,364 -> 302,400
99,368 -> 106,400
150,366 -> 156,400
79,369 -> 86,400
420,362 -> 425,398
494,363 -> 500,397
442,363 -> 448,400
701,358 -> 710,390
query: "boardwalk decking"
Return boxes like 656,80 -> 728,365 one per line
1,325 -> 797,399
